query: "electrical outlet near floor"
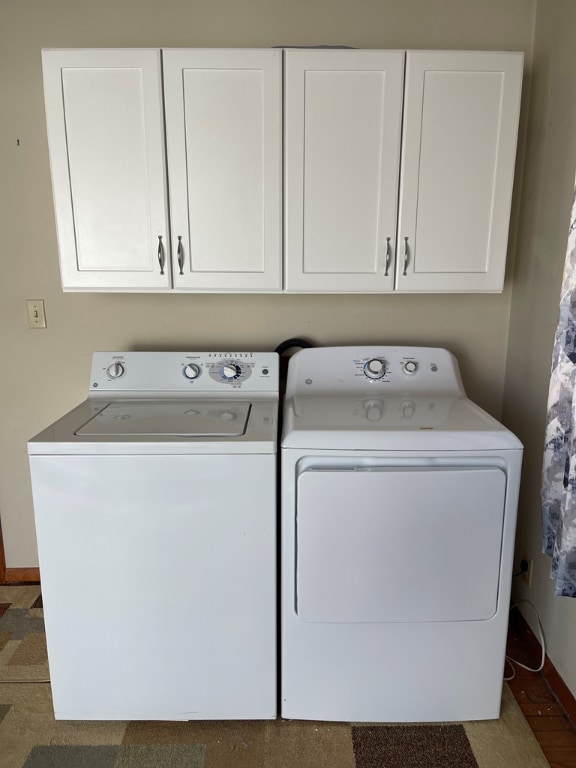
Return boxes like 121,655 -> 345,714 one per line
520,557 -> 534,588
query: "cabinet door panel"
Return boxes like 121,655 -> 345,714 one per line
42,50 -> 170,290
285,51 -> 404,292
163,49 -> 282,291
397,51 -> 523,292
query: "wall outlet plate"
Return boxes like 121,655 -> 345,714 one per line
520,557 -> 534,588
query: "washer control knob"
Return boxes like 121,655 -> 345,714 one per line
183,363 -> 201,380
403,360 -> 418,375
364,358 -> 387,379
106,362 -> 125,379
222,364 -> 240,380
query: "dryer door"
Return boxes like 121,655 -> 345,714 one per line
296,465 -> 506,622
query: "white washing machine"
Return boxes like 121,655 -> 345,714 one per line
28,351 -> 278,720
280,346 -> 522,722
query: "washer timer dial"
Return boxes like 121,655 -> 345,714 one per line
208,358 -> 252,384
222,363 -> 241,380
363,358 -> 387,380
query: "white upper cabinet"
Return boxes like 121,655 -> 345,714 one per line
42,48 -> 523,293
163,49 -> 282,291
285,49 -> 523,293
42,49 -> 170,290
43,48 -> 281,292
284,50 -> 405,292
396,51 -> 523,292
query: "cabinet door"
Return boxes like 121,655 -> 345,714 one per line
284,50 -> 405,292
163,49 -> 282,292
42,50 -> 170,290
396,51 -> 523,293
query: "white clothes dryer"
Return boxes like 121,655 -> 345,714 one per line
28,351 -> 278,721
280,346 -> 522,722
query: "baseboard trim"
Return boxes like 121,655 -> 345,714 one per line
511,607 -> 576,725
3,567 -> 40,584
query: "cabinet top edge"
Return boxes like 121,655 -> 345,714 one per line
40,47 -> 524,56
405,49 -> 524,59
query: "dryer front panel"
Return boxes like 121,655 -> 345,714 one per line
295,465 -> 506,623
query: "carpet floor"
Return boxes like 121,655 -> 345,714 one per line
0,585 -> 550,768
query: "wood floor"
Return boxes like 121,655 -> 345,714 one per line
506,612 -> 576,767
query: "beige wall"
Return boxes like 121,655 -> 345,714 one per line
0,1 -> 536,567
504,0 -> 576,697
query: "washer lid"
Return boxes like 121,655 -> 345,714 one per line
75,400 -> 251,437
281,395 -> 522,450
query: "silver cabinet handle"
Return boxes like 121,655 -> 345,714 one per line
384,237 -> 392,277
177,236 -> 184,275
403,237 -> 409,276
157,236 -> 165,275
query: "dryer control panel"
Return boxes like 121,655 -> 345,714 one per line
89,352 -> 279,393
285,347 -> 465,397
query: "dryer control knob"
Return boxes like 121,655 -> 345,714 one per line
106,362 -> 125,379
364,358 -> 387,379
403,360 -> 418,375
183,363 -> 201,380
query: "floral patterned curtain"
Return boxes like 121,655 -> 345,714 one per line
542,181 -> 576,598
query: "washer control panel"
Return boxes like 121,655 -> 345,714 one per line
286,346 -> 465,397
89,352 -> 278,393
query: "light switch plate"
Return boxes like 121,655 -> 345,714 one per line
26,299 -> 47,329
